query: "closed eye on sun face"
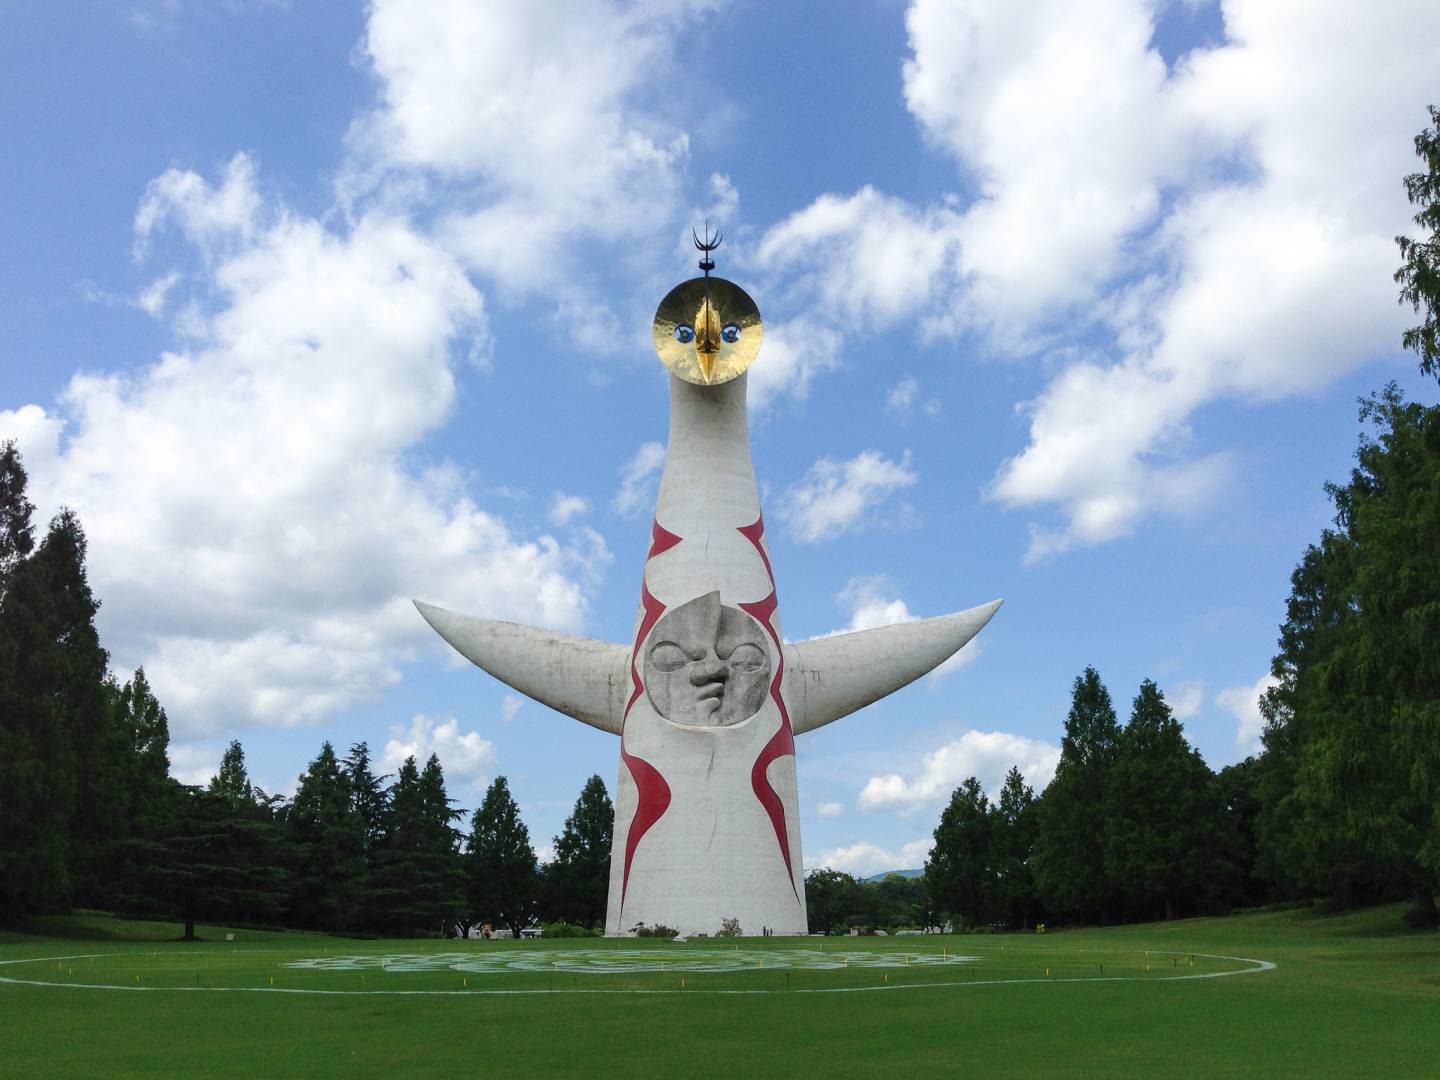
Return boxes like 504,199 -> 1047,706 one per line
726,643 -> 766,672
649,642 -> 689,672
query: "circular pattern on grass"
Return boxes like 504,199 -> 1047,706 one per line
0,950 -> 1276,995
285,948 -> 981,975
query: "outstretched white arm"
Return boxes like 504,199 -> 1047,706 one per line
413,600 -> 629,735
784,599 -> 1003,735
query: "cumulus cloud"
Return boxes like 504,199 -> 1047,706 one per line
2,156 -> 607,736
884,375 -> 940,422
168,741 -> 222,788
381,714 -> 498,792
779,450 -> 918,543
745,321 -> 843,412
612,440 -> 666,518
1167,679 -> 1205,721
758,0 -> 1437,557
816,801 -> 844,818
351,0 -> 708,292
1217,673 -> 1280,754
823,575 -> 980,680
809,838 -> 934,877
547,492 -> 590,526
858,730 -> 1060,813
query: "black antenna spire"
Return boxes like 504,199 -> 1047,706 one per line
694,219 -> 722,276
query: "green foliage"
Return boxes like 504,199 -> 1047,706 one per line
466,775 -> 538,936
925,777 -> 993,927
1033,667 -> 1119,922
288,742 -> 367,932
1395,105 -> 1440,380
631,922 -> 678,938
539,920 -> 601,938
210,741 -> 252,805
1258,385 -> 1440,922
542,774 -> 612,928
804,867 -> 860,934
1102,681 -> 1219,921
369,755 -> 465,936
717,916 -> 743,937
0,501 -> 110,920
989,767 -> 1039,928
342,741 -> 387,858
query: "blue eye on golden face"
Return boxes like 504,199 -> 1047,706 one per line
675,325 -> 695,344
721,324 -> 740,343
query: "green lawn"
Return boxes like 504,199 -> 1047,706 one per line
2,905 -> 1435,1078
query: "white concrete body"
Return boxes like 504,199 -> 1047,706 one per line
415,372 -> 1001,938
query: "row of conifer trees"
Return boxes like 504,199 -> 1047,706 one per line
0,440 -> 613,935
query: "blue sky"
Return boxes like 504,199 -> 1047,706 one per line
3,0 -> 1437,874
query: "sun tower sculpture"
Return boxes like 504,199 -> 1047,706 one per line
416,230 -> 1001,935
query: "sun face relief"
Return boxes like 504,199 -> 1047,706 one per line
643,591 -> 772,728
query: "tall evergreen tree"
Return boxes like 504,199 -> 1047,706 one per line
210,741 -> 252,805
105,668 -> 179,917
0,506 -> 109,918
287,741 -> 365,931
1395,105 -> 1440,381
989,767 -> 1039,929
1033,667 -> 1120,923
1103,680 -> 1218,921
466,776 -> 539,937
543,774 -> 613,928
1259,387 -> 1440,923
0,441 -> 35,580
368,755 -> 464,935
925,776 -> 993,928
342,741 -> 387,858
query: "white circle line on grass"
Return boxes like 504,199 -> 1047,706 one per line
0,951 -> 1275,995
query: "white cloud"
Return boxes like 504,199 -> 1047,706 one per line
884,375 -> 941,422
858,730 -> 1060,813
136,272 -> 181,317
381,713 -> 498,791
809,838 -> 934,877
612,440 -> 666,518
779,450 -> 918,543
168,741 -> 222,787
757,187 -> 961,330
134,152 -> 262,260
1217,673 -> 1280,755
534,842 -> 556,864
500,694 -> 523,723
2,157 -> 607,736
824,575 -> 980,681
1167,679 -> 1205,721
816,801 -> 844,818
351,0 -> 709,292
547,492 -> 590,526
745,321 -> 842,412
753,0 -> 1436,557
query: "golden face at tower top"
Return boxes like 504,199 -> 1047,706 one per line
652,276 -> 762,386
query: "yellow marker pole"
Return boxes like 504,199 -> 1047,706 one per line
681,978 -> 686,990
884,973 -> 889,984
1045,968 -> 1050,977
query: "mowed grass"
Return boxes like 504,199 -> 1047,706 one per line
1,905 -> 1435,1079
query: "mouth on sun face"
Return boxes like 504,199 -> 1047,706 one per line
695,682 -> 726,705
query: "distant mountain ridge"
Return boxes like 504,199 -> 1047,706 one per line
863,868 -> 923,882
